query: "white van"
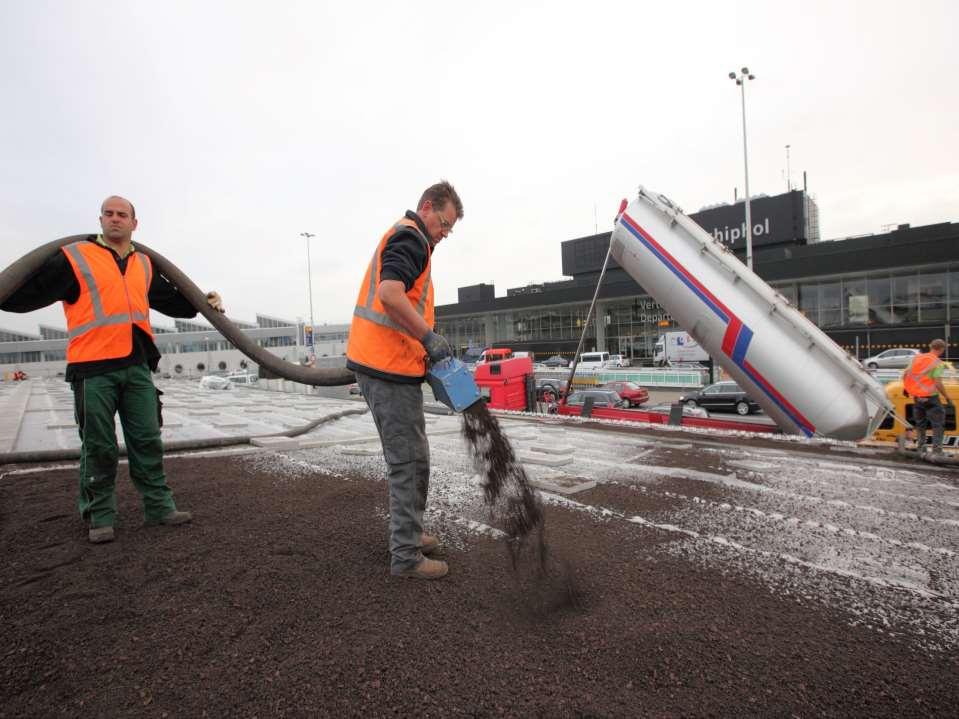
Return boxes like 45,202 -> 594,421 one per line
578,351 -> 610,371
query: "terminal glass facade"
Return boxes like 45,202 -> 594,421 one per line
435,266 -> 956,360
791,269 -> 951,328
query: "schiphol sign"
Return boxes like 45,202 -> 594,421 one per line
710,217 -> 772,247
689,190 -> 805,251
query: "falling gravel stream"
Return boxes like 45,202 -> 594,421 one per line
461,402 -> 581,612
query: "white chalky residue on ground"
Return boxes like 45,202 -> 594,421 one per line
24,379 -> 950,653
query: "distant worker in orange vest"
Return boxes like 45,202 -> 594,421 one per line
346,180 -> 463,580
1,196 -> 225,543
902,338 -> 953,455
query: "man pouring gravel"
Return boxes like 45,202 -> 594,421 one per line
346,181 -> 463,580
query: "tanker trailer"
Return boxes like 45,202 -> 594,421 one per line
609,187 -> 891,440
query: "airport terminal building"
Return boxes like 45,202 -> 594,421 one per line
2,189 -> 957,376
435,190 -> 959,362
0,316 -> 349,379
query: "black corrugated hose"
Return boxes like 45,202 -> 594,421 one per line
0,235 -> 364,464
0,235 -> 356,386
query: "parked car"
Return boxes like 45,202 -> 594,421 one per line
599,380 -> 649,408
226,372 -> 258,386
199,375 -> 232,390
861,347 -> 920,370
560,389 -> 625,411
348,383 -> 363,395
607,354 -> 630,368
679,381 -> 761,415
577,351 -> 610,371
645,402 -> 710,419
543,355 -> 569,368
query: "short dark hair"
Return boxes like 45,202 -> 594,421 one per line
418,180 -> 463,219
101,195 -> 136,219
930,339 -> 946,352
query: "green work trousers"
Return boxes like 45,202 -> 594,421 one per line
72,363 -> 176,528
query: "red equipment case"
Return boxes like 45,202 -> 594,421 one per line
473,357 -> 533,411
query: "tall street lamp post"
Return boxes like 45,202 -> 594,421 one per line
300,232 -> 316,360
729,67 -> 756,269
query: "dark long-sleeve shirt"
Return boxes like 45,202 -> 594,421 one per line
378,211 -> 433,290
1,235 -> 198,381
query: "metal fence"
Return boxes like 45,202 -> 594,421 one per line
534,367 -> 707,389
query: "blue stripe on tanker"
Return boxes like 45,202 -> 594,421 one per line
619,212 -> 816,437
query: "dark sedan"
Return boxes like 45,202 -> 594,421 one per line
558,389 -> 625,413
679,381 -> 761,415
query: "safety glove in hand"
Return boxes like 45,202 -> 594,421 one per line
420,330 -> 452,364
206,291 -> 225,313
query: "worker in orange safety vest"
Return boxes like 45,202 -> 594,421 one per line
1,196 -> 225,543
902,338 -> 953,454
346,181 -> 463,580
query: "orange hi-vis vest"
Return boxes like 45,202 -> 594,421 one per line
347,218 -> 434,379
61,240 -> 154,364
903,352 -> 941,398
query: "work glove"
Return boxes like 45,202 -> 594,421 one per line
420,330 -> 452,364
206,291 -> 225,314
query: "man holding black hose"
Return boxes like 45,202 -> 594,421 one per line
346,181 -> 463,580
1,195 -> 225,543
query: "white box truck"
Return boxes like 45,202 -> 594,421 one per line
653,331 -> 709,366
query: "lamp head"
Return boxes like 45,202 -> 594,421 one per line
728,71 -> 736,79
741,66 -> 749,74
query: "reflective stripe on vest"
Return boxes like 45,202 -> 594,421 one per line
903,353 -> 941,397
61,241 -> 154,363
347,218 -> 434,378
352,221 -> 432,335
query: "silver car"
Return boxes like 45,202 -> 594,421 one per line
646,403 -> 709,419
861,348 -> 919,370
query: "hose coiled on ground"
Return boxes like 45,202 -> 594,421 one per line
0,406 -> 368,465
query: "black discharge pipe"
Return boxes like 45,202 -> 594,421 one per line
0,407 -> 369,465
0,235 -> 355,386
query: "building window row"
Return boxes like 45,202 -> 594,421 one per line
435,267 -> 957,358
790,270 -> 955,328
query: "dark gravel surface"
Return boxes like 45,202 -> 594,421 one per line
2,451 -> 957,718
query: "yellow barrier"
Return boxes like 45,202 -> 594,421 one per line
873,375 -> 959,447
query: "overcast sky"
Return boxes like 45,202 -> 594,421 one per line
1,0 -> 956,336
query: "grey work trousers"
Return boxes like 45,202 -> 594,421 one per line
914,395 -> 946,452
355,371 -> 430,573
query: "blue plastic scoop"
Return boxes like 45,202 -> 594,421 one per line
426,357 -> 482,412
